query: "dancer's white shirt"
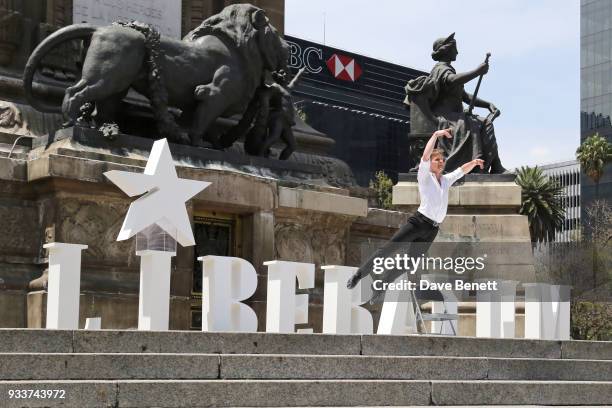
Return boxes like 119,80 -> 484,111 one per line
417,159 -> 464,224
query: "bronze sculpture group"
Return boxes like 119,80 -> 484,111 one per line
22,4 -> 506,171
23,4 -> 299,160
405,33 -> 506,173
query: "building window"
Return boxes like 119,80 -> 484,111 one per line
190,212 -> 242,330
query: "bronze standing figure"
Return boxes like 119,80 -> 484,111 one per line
405,33 -> 507,173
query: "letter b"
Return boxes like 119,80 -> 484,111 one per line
199,256 -> 258,332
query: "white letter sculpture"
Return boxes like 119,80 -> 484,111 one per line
265,260 -> 315,333
104,139 -> 210,330
524,283 -> 570,340
476,280 -> 519,338
322,265 -> 373,334
377,273 -> 418,335
44,242 -> 88,329
199,256 -> 258,332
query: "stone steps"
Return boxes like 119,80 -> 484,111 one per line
0,330 -> 610,407
1,329 -> 610,359
1,353 -> 611,381
0,380 -> 611,407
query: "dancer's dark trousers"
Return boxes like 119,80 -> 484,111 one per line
355,211 -> 439,286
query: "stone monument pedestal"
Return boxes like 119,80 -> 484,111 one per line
1,126 -> 369,331
392,172 -> 535,336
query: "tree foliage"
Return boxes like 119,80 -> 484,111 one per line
576,133 -> 612,197
515,166 -> 565,243
370,170 -> 394,210
571,301 -> 612,341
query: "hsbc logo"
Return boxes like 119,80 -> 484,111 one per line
286,39 -> 363,83
326,53 -> 362,82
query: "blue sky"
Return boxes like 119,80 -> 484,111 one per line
285,0 -> 580,169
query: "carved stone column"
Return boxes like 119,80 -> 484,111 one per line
0,1 -> 24,66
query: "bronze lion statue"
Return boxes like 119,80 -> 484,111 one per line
22,4 -> 290,147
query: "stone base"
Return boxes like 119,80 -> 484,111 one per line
0,290 -> 27,328
0,125 -> 370,330
27,291 -> 191,330
33,126 -> 356,188
393,173 -> 520,211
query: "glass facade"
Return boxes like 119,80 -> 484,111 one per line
580,0 -> 612,218
582,0 -> 612,130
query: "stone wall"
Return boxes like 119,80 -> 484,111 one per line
0,130 -> 375,331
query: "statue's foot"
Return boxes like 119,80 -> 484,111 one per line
491,157 -> 509,174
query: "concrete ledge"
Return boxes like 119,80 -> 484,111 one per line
361,335 -> 563,359
72,331 -> 362,355
220,354 -> 612,381
1,353 -> 610,381
34,127 -> 323,175
562,340 -> 612,360
393,181 -> 521,207
0,380 -> 117,407
0,379 -> 610,407
278,187 -> 367,217
0,157 -> 27,181
431,380 -> 612,406
356,208 -> 408,229
439,214 -> 532,242
0,330 -> 610,359
0,353 -> 219,380
0,329 -> 72,353
398,172 -> 517,183
116,379 -> 431,407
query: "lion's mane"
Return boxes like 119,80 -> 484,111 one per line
183,4 -> 259,47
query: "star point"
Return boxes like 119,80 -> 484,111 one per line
104,139 -> 211,247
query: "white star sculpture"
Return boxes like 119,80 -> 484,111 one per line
104,139 -> 210,247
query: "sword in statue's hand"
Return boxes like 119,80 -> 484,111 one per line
467,52 -> 491,117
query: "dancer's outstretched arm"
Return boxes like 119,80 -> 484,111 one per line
461,158 -> 485,174
443,158 -> 484,185
421,128 -> 453,162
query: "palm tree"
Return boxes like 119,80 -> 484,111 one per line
515,166 -> 566,243
576,133 -> 612,200
576,134 -> 612,287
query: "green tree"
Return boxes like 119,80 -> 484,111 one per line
370,170 -> 394,210
576,134 -> 612,287
515,166 -> 566,243
571,301 -> 612,341
576,133 -> 612,200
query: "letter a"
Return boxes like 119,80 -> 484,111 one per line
321,265 -> 373,334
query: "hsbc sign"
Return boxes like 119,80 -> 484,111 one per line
286,38 -> 363,83
326,53 -> 363,82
